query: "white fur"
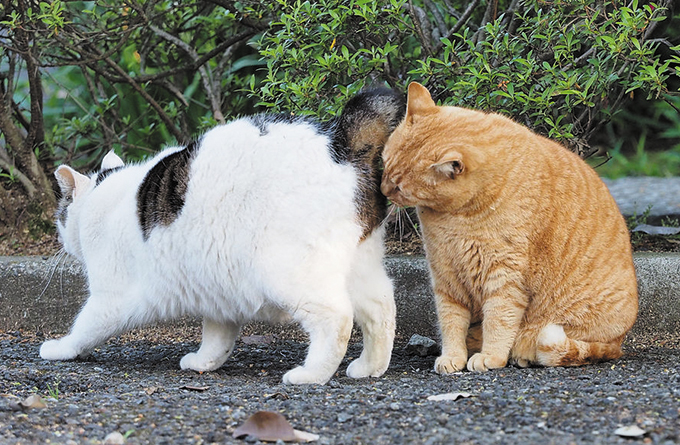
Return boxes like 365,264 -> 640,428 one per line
41,118 -> 396,385
537,323 -> 567,346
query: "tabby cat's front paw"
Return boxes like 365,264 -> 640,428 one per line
467,353 -> 507,371
40,339 -> 79,361
434,355 -> 467,374
179,352 -> 223,372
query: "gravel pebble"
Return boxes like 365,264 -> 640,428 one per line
1,330 -> 679,444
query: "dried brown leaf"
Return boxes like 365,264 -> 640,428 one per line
232,411 -> 319,443
10,394 -> 47,411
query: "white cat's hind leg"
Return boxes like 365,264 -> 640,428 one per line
282,295 -> 353,385
346,230 -> 396,379
180,319 -> 240,372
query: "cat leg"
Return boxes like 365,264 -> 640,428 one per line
40,291 -> 143,360
180,318 -> 240,372
508,324 -> 543,367
468,287 -> 528,372
433,290 -> 471,375
282,296 -> 354,385
346,232 -> 396,379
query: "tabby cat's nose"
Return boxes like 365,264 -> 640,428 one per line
381,178 -> 399,197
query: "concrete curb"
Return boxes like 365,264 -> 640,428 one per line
1,254 -> 678,340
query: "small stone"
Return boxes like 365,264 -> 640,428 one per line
405,334 -> 440,357
103,431 -> 125,445
614,425 -> 646,437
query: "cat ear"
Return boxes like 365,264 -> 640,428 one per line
431,156 -> 465,180
101,150 -> 124,170
405,82 -> 437,119
55,165 -> 91,199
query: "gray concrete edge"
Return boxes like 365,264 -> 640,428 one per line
0,253 -> 678,341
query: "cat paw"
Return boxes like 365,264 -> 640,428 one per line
179,352 -> 223,372
467,353 -> 507,372
40,339 -> 79,361
511,357 -> 531,368
346,358 -> 387,379
434,355 -> 467,374
282,366 -> 329,385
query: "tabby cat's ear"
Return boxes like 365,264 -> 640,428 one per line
101,150 -> 124,170
431,155 -> 465,180
406,82 -> 437,120
55,165 -> 91,199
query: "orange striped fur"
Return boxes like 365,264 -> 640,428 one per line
381,82 -> 638,373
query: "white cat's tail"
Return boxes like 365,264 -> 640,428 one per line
535,324 -> 623,366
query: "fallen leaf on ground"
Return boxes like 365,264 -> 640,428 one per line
10,394 -> 47,411
614,425 -> 646,437
180,385 -> 210,392
632,224 -> 680,236
233,411 -> 319,442
426,392 -> 473,402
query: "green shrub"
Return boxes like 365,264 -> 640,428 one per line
255,0 -> 679,159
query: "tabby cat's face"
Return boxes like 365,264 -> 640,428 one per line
381,82 -> 483,213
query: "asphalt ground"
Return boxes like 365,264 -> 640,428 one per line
0,327 -> 679,445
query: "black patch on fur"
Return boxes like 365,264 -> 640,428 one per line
55,193 -> 71,226
95,166 -> 124,187
330,88 -> 406,239
137,140 -> 200,240
249,113 -> 320,136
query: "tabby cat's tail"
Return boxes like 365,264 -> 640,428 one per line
535,324 -> 623,366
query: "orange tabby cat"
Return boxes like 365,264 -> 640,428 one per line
382,82 -> 638,373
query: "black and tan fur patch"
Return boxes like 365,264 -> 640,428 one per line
137,140 -> 200,240
331,88 -> 405,239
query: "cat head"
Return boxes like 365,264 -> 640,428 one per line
338,87 -> 405,154
54,151 -> 125,259
381,82 -> 494,213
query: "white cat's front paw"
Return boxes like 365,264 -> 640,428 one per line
179,352 -> 223,372
282,366 -> 329,385
346,358 -> 387,379
40,339 -> 79,361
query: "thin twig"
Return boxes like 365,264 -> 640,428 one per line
88,47 -> 186,142
407,0 -> 434,57
437,0 -> 480,52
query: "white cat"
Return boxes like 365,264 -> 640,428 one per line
40,89 -> 403,385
